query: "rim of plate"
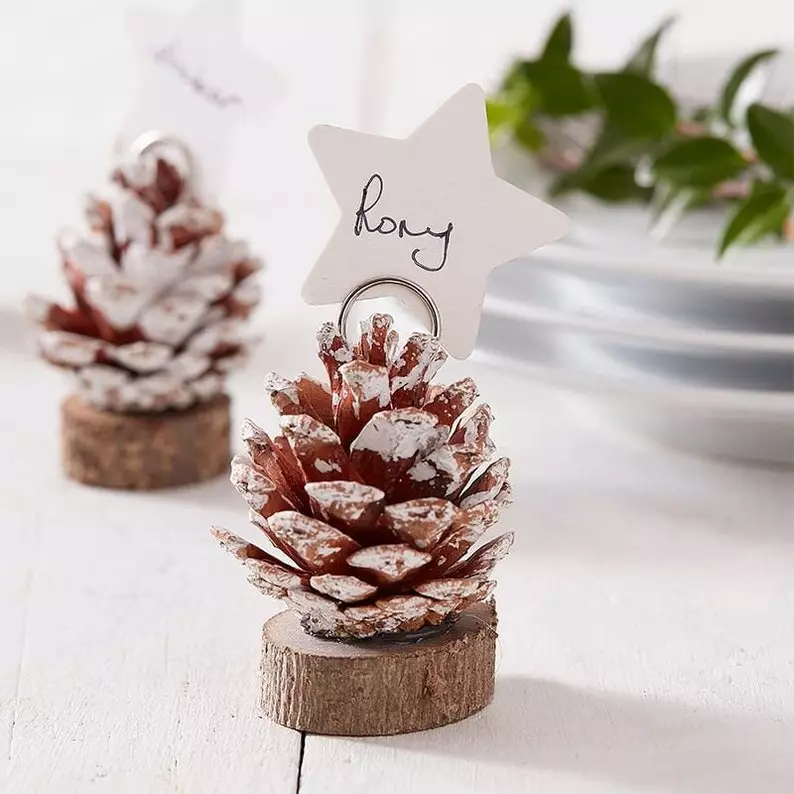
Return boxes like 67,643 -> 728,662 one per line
473,346 -> 794,420
533,236 -> 794,290
483,295 -> 794,355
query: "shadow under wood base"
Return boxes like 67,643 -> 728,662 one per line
367,675 -> 794,794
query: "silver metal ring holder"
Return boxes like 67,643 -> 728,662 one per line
337,276 -> 443,346
129,131 -> 195,193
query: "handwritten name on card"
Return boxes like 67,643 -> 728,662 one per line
153,44 -> 243,110
353,174 -> 453,273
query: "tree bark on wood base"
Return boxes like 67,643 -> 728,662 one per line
61,394 -> 231,490
261,601 -> 497,736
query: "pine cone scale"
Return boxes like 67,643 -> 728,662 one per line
304,481 -> 385,531
346,544 -> 433,585
310,573 -> 378,604
349,409 -> 448,496
379,498 -> 456,549
268,511 -> 361,573
336,360 -> 392,446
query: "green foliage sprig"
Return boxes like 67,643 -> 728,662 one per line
488,13 -> 794,257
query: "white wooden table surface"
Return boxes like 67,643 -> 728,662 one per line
2,305 -> 793,794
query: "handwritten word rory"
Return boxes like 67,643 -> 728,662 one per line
353,174 -> 453,272
154,45 -> 242,109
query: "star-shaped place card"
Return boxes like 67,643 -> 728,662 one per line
118,0 -> 281,197
303,83 -> 569,359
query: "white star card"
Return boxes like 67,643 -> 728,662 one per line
303,83 -> 569,359
118,0 -> 281,197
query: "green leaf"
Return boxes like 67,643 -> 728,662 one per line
550,127 -> 653,198
718,182 -> 791,257
552,164 -> 650,203
581,125 -> 654,174
487,78 -> 539,143
520,60 -> 595,117
652,137 -> 747,187
579,165 -> 651,202
486,97 -> 523,139
624,17 -> 675,77
719,49 -> 778,124
541,12 -> 573,62
594,72 -> 677,138
747,103 -> 794,181
501,61 -> 528,93
552,126 -> 654,198
514,118 -> 545,151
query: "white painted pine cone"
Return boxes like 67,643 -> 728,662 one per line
214,313 -> 513,640
28,151 -> 263,412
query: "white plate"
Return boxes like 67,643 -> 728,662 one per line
485,274 -> 794,354
491,251 -> 794,335
474,315 -> 794,465
483,271 -> 794,392
476,313 -> 794,414
541,236 -> 794,293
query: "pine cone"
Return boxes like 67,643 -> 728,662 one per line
213,313 -> 513,639
27,151 -> 262,412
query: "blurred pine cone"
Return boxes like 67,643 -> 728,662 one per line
214,313 -> 513,639
27,150 -> 262,412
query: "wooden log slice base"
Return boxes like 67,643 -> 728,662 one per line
261,601 -> 497,736
61,393 -> 231,491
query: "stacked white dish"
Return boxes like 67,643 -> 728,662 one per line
477,173 -> 794,466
